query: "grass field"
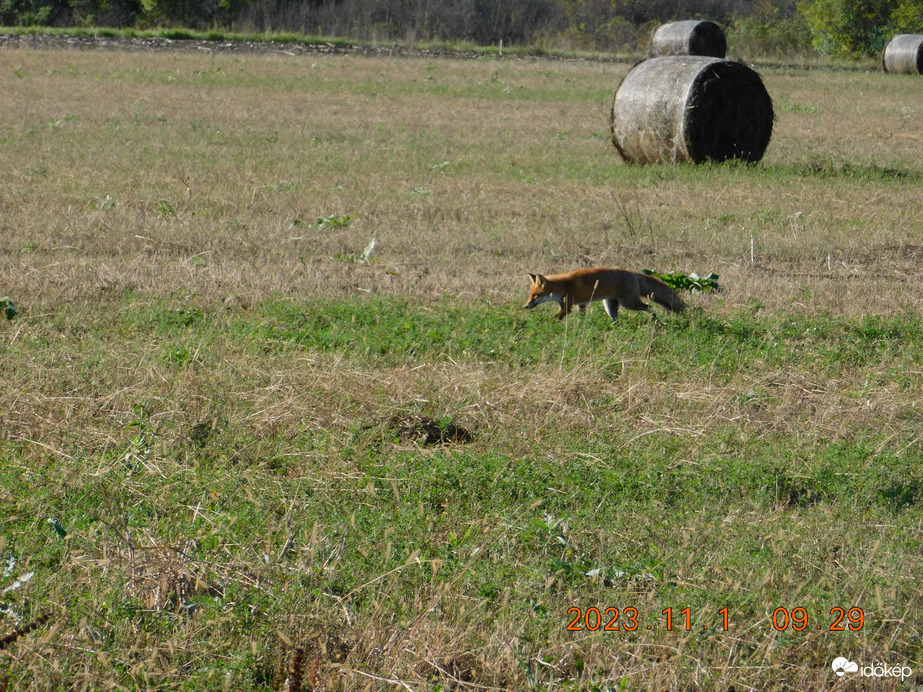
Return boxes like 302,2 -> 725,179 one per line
1,42 -> 922,690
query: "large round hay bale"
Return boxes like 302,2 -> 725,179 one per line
650,20 -> 727,58
882,34 -> 923,74
610,56 -> 774,165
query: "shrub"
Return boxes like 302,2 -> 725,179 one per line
798,0 -> 923,58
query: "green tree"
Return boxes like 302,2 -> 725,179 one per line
799,0 -> 891,57
0,0 -> 69,25
890,0 -> 923,33
138,0 -> 244,28
799,0 -> 923,57
70,0 -> 142,26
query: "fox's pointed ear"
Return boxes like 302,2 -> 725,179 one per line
527,273 -> 548,288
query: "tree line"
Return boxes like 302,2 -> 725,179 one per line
2,0 -> 922,58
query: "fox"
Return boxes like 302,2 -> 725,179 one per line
524,268 -> 685,321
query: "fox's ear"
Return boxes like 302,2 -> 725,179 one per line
527,273 -> 546,287
527,272 -> 537,283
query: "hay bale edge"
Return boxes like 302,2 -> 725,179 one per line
882,34 -> 923,74
611,56 -> 774,165
650,20 -> 727,59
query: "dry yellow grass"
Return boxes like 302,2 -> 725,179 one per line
1,46 -> 922,316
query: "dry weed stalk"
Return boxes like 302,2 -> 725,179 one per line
0,612 -> 52,651
287,646 -> 304,691
271,628 -> 352,692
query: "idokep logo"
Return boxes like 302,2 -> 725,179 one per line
832,656 -> 913,682
831,657 -> 858,677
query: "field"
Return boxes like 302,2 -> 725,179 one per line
1,41 -> 922,690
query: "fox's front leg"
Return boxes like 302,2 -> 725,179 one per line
555,297 -> 573,320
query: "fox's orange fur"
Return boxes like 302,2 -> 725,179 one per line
525,268 -> 685,321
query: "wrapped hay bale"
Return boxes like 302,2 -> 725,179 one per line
610,56 -> 774,165
882,34 -> 923,74
651,20 -> 727,58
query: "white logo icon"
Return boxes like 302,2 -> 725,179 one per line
831,657 -> 859,677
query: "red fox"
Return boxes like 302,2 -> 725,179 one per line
525,268 -> 685,321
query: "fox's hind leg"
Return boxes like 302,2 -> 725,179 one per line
602,298 -> 620,322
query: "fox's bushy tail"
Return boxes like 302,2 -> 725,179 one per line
639,275 -> 685,313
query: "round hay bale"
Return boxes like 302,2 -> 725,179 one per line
882,34 -> 923,74
650,20 -> 727,58
610,56 -> 774,165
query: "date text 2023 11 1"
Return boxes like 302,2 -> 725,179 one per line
566,607 -> 865,632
